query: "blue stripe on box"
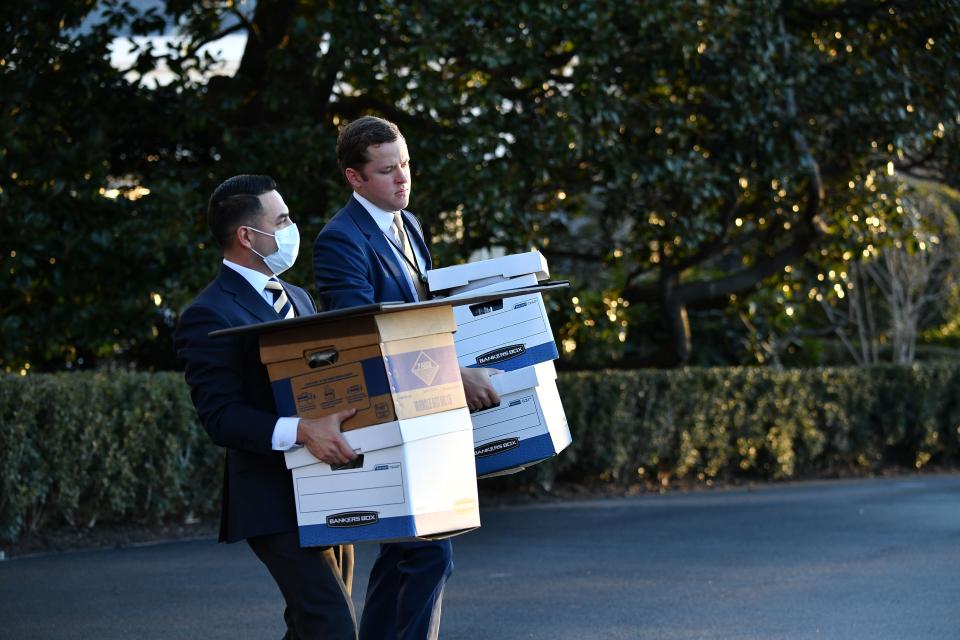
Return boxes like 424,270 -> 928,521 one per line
475,431 -> 557,477
298,515 -> 418,546
361,357 -> 390,396
466,340 -> 559,372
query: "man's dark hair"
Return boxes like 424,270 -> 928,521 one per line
336,116 -> 403,177
207,174 -> 277,248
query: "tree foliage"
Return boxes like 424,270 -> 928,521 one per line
2,0 -> 958,371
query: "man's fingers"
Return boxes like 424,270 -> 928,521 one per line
332,407 -> 357,426
336,437 -> 358,461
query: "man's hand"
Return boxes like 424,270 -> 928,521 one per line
296,408 -> 358,466
460,366 -> 502,412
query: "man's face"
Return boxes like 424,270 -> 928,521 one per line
241,189 -> 292,256
347,138 -> 411,212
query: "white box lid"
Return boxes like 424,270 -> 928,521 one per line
427,251 -> 549,293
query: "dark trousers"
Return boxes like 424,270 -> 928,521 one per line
358,540 -> 454,640
248,531 -> 358,640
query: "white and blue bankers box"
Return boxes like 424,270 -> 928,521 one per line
471,361 -> 572,477
284,407 -> 480,547
427,252 -> 559,372
451,290 -> 559,371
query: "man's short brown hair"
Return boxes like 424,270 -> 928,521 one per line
336,116 -> 403,177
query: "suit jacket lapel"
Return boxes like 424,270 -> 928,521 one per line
217,265 -> 279,324
285,283 -> 316,316
345,197 -> 417,302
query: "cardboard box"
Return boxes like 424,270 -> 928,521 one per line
260,307 -> 466,430
427,251 -> 549,295
284,408 -> 480,546
471,361 -> 572,478
452,291 -> 559,372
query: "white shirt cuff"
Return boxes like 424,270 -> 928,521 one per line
271,417 -> 300,451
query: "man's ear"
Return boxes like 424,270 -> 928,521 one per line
234,225 -> 254,250
345,167 -> 365,189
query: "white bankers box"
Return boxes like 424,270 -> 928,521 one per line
284,408 -> 480,546
471,361 -> 572,477
428,251 -> 559,371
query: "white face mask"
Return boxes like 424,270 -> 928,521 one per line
245,223 -> 300,275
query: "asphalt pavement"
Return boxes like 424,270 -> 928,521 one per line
2,474 -> 959,640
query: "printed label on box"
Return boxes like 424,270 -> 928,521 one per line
474,437 -> 520,457
383,344 -> 466,419
291,361 -> 369,413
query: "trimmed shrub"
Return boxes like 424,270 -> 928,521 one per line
2,364 -> 959,543
523,364 -> 960,490
0,372 -> 220,542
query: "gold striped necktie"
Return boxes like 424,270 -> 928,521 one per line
265,278 -> 295,319
391,212 -> 428,301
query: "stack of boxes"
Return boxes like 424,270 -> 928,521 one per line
259,306 -> 481,546
427,251 -> 573,478
224,251 -> 571,548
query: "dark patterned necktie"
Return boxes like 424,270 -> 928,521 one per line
265,278 -> 295,319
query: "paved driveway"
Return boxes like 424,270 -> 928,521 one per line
2,474 -> 959,639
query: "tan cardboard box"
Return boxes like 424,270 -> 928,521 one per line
260,306 -> 466,431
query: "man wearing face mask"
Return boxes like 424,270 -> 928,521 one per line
175,175 -> 360,640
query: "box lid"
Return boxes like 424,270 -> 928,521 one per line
427,251 -> 549,293
488,360 -> 557,396
284,407 -> 473,469
209,282 -> 569,339
258,306 -> 455,366
444,273 -> 539,300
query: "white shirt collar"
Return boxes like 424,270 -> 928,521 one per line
223,259 -> 273,295
353,192 -> 398,235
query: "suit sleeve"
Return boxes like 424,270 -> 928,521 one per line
313,226 -> 377,310
174,302 -> 279,455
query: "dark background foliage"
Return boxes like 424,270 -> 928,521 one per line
3,0 -> 959,372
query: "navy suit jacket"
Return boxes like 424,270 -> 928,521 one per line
313,195 -> 432,309
174,265 -> 316,543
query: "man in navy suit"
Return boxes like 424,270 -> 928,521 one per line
175,175 -> 360,640
313,117 -> 499,640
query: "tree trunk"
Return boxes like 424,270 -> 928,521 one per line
661,271 -> 692,366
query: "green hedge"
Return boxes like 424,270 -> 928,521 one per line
0,372 -> 220,543
3,365 -> 960,543
541,364 -> 960,489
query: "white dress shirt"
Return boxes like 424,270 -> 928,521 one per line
222,259 -> 299,451
352,193 -> 428,299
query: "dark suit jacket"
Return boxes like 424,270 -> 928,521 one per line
313,195 -> 432,309
174,265 -> 316,543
